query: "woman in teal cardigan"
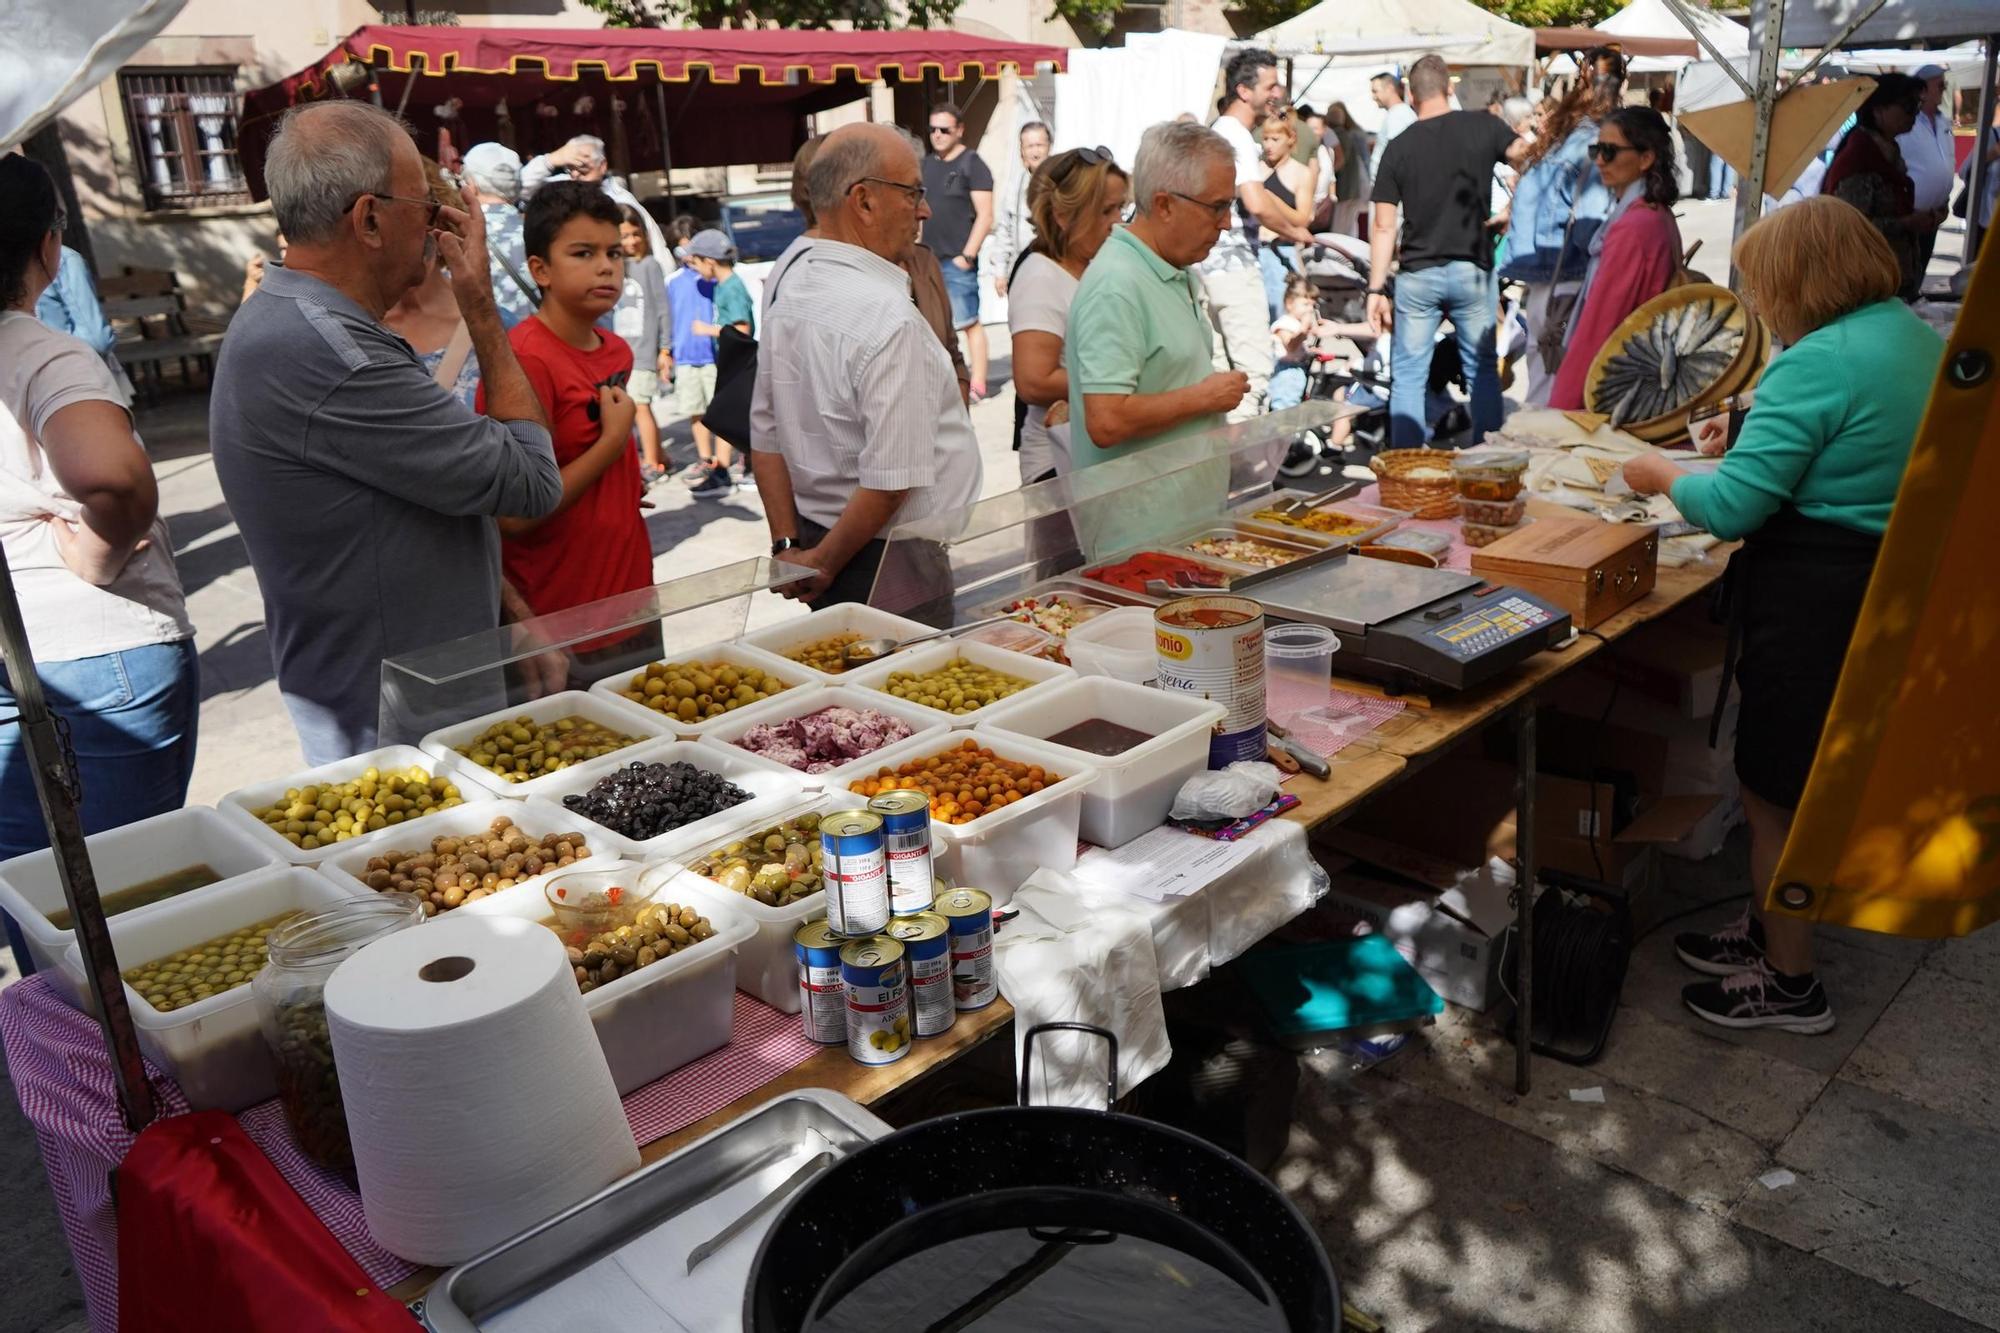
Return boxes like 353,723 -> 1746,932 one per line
1623,196 -> 1944,1036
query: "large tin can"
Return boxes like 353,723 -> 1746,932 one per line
1154,595 -> 1266,768
885,912 -> 955,1037
867,790 -> 936,917
794,920 -> 848,1045
935,886 -> 997,1011
820,810 -> 890,937
840,936 -> 909,1065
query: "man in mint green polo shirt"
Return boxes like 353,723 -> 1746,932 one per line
1068,120 -> 1250,471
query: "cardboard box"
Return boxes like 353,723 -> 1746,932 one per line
1311,844 -> 1518,1011
1586,600 -> 1729,720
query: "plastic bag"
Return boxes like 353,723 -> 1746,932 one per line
1169,761 -> 1284,822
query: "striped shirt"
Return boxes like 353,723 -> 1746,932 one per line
750,238 -> 982,531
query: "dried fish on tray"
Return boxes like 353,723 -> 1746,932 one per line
1585,284 -> 1766,442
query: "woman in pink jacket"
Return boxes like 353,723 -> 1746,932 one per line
1551,107 -> 1682,410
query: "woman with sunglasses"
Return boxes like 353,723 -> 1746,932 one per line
1008,146 -> 1131,486
1550,107 -> 1682,411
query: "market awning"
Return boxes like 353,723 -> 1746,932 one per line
239,25 -> 1068,192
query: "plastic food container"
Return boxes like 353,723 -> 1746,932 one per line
529,738 -> 807,862
642,794 -> 846,1012
1458,495 -> 1528,527
842,638 -> 1074,726
61,866 -> 372,1112
836,732 -> 1098,905
975,677 -> 1224,849
417,690 -> 674,800
694,685 -> 955,789
315,796 -> 618,922
0,806 -> 281,1006
955,618 -> 1062,661
1464,518 -> 1531,548
1266,622 -> 1342,706
215,745 -> 462,866
1371,527 -> 1454,558
736,603 -> 939,684
586,640 -> 822,739
1062,606 -> 1160,685
1452,447 -> 1531,502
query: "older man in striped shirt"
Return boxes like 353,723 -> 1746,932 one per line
751,123 -> 983,606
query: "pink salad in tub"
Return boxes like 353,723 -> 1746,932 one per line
734,706 -> 914,774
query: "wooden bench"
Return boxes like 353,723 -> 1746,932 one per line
101,267 -> 222,402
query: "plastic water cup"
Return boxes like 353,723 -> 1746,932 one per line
1265,623 -> 1341,707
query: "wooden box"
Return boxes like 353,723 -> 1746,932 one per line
1470,518 -> 1658,629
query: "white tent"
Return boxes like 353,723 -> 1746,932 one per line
1254,0 -> 1536,71
2,0 -> 185,147
1600,0 -> 1751,56
1757,0 -> 2000,47
1052,28 -> 1232,179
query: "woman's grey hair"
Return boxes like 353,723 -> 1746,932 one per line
265,102 -> 409,244
805,128 -> 916,221
1500,96 -> 1535,130
566,134 -> 607,166
1131,120 -> 1233,216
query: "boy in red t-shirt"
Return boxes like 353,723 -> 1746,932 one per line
478,183 -> 653,659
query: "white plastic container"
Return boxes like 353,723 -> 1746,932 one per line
586,640 -> 823,739
315,796 -> 620,921
61,866 -> 365,1111
0,806 -> 282,1004
841,638 -> 1075,727
840,732 -> 1098,906
417,690 -> 675,800
216,745 -> 465,866
529,737 -> 807,861
478,862 -> 755,1095
693,685 -> 956,789
1062,606 -> 1160,684
736,602 -> 938,684
976,677 -> 1225,849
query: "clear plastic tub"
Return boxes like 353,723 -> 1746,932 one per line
1371,527 -> 1453,557
974,677 -> 1224,849
735,603 -> 938,683
1062,606 -> 1160,685
835,732 -> 1099,905
954,619 -> 1062,661
0,806 -> 281,1005
1452,447 -> 1530,502
215,745 -> 464,866
418,689 -> 675,800
586,641 -> 822,739
693,685 -> 955,789
1458,495 -> 1528,526
61,866 -> 366,1111
315,796 -> 619,921
841,638 -> 1074,725
1463,517 -> 1530,548
1266,622 -> 1342,704
478,862 -> 755,1095
529,738 -> 808,862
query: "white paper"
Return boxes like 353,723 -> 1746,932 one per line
1568,1086 -> 1607,1104
1070,824 -> 1262,903
1759,1168 -> 1797,1191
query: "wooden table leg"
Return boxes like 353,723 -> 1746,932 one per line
1514,700 -> 1537,1096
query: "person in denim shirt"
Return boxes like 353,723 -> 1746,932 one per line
1499,47 -> 1624,407
463,143 -> 537,330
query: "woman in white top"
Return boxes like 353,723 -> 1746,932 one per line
1007,146 -> 1132,486
0,157 -> 198,976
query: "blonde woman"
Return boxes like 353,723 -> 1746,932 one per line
1256,114 -> 1319,320
1007,146 -> 1131,485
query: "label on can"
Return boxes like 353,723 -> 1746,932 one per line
936,887 -> 997,1011
795,920 -> 847,1045
887,912 -> 955,1037
822,810 -> 890,937
841,937 -> 909,1065
869,791 -> 936,916
1154,596 -> 1266,768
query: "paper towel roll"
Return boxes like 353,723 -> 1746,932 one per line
324,914 -> 639,1265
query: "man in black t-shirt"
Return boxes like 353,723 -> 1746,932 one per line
1366,54 -> 1524,446
922,102 -> 997,398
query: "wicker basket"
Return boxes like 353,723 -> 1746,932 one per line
1369,449 -> 1460,520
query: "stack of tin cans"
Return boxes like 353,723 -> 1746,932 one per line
793,792 -> 997,1066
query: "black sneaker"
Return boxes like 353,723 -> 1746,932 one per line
1674,906 -> 1765,976
690,465 -> 735,499
1683,963 -> 1836,1034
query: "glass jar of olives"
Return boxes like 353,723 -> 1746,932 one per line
252,893 -> 426,1172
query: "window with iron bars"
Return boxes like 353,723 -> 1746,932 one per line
119,69 -> 251,210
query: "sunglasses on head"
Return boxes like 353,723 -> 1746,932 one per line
1055,145 -> 1115,175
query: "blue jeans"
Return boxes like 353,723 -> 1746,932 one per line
0,639 -> 200,976
1389,260 -> 1503,447
939,260 -> 979,328
1709,156 -> 1738,200
1268,364 -> 1308,412
1258,243 -> 1298,322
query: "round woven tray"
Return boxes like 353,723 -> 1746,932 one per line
1369,448 -> 1460,520
1585,284 -> 1769,446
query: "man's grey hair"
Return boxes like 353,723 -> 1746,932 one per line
265,102 -> 411,245
1131,120 -> 1233,216
566,134 -> 606,166
805,128 -> 916,221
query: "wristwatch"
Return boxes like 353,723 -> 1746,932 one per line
1367,287 -> 1388,297
771,537 -> 800,555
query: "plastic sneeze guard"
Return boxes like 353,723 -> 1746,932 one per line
377,557 -> 811,748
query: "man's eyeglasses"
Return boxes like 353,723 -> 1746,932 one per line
1588,142 -> 1636,162
852,176 -> 927,204
1168,191 -> 1235,221
346,192 -> 445,227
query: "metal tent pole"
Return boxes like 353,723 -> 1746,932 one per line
1734,0 -> 1787,248
0,549 -> 153,1132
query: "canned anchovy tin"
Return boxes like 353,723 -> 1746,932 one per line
794,920 -> 848,1045
821,810 -> 889,936
885,912 -> 955,1037
935,886 -> 996,1011
868,790 -> 936,916
840,936 -> 909,1065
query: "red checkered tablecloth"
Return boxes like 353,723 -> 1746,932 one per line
0,975 -> 818,1331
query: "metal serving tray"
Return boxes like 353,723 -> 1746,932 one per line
1229,492 -> 1410,548
419,1090 -> 892,1333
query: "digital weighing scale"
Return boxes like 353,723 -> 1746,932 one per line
1233,549 -> 1572,692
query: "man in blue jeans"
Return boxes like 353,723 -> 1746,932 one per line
1366,54 -> 1526,446
921,102 -> 995,399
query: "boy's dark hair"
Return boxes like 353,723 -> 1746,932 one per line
523,181 -> 624,261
